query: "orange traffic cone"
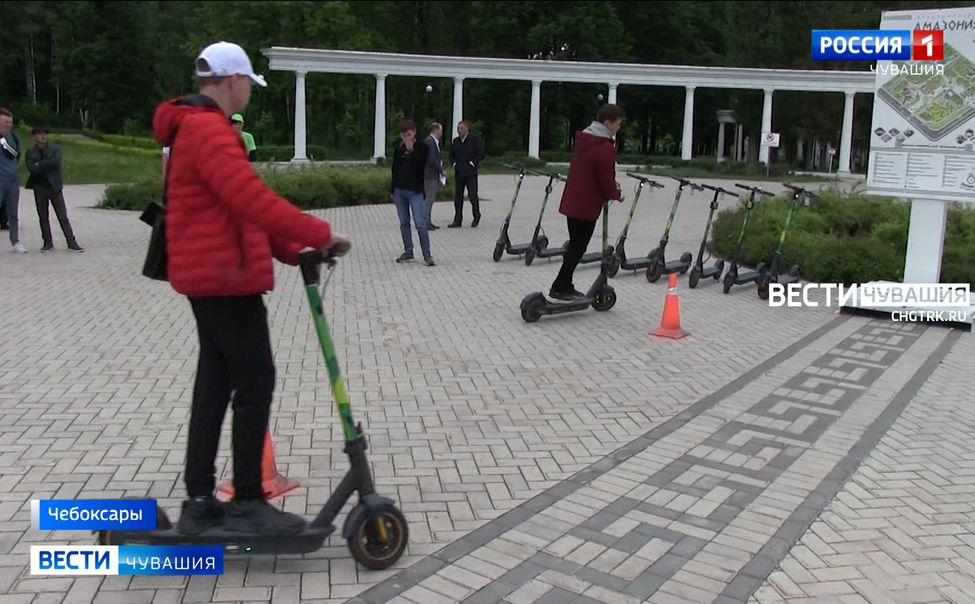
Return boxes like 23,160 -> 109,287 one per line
216,430 -> 300,500
651,273 -> 689,339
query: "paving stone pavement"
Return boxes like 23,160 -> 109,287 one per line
0,173 -> 968,604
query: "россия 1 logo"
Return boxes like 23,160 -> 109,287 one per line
812,30 -> 944,61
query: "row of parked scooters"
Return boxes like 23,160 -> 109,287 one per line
493,165 -> 819,322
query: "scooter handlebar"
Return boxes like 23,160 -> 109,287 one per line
734,183 -> 775,198
526,168 -> 566,181
783,183 -> 820,200
502,163 -> 528,174
625,172 -> 665,188
667,174 -> 705,192
298,240 -> 352,286
698,182 -> 740,197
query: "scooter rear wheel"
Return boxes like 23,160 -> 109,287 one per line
688,266 -> 701,289
492,241 -> 504,262
348,505 -> 409,571
790,264 -> 803,278
520,293 -> 546,323
524,248 -> 535,266
592,287 -> 617,312
537,236 -> 549,251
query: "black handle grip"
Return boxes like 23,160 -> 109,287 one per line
783,183 -> 820,199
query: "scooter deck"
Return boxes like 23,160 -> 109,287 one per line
578,251 -> 604,264
507,243 -> 531,255
727,271 -> 763,284
106,525 -> 334,554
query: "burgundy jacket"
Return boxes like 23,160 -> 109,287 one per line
558,128 -> 622,221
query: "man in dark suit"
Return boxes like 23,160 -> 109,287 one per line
447,120 -> 484,228
422,122 -> 445,230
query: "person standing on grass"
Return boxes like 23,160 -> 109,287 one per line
549,104 -> 625,302
0,108 -> 26,253
448,120 -> 484,228
231,113 -> 257,162
390,119 -> 435,266
423,121 -> 445,231
25,127 -> 83,252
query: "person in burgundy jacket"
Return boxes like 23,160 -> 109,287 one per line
152,42 -> 349,537
549,104 -> 625,301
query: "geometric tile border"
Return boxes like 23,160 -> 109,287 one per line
350,319 -> 959,603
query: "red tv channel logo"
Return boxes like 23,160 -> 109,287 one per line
912,30 -> 943,61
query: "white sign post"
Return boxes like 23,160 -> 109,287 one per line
762,132 -> 780,176
859,6 -> 975,325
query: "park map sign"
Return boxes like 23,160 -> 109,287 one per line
867,7 -> 975,203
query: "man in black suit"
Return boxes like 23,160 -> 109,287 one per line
448,120 -> 484,228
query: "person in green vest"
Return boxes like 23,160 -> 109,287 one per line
230,113 -> 257,161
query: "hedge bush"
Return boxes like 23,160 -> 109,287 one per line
709,187 -> 975,286
99,165 -> 455,211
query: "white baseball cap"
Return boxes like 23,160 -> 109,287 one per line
195,42 -> 267,87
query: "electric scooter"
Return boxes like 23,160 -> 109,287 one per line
755,183 -> 818,300
492,164 -> 534,262
606,172 -> 666,278
520,201 -> 617,322
99,242 -> 409,571
644,176 -> 701,283
687,183 -> 736,289
524,170 -> 570,266
722,183 -> 775,294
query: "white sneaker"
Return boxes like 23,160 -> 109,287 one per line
11,244 -> 27,254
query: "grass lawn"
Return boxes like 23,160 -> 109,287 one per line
12,128 -> 161,185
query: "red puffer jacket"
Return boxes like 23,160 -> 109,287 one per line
152,95 -> 331,297
559,129 -> 622,221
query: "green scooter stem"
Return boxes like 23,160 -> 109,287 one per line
768,193 -> 801,275
304,282 -> 358,442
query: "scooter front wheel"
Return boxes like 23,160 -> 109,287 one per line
492,241 -> 504,262
592,287 -> 617,312
790,264 -> 803,278
688,266 -> 701,289
679,252 -> 693,274
348,504 -> 409,571
607,256 -> 621,278
645,258 -> 662,283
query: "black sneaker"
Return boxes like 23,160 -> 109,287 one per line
447,222 -> 462,228
224,499 -> 306,536
428,224 -> 440,231
41,243 -> 53,252
424,255 -> 436,266
67,243 -> 84,253
177,496 -> 227,535
471,217 -> 480,228
547,288 -> 586,303
396,252 -> 414,263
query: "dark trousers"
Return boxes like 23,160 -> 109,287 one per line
552,217 -> 597,292
33,184 -> 77,246
453,173 -> 480,223
186,295 -> 276,501
0,204 -> 6,228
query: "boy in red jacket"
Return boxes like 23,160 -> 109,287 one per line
152,42 -> 349,536
550,104 -> 625,301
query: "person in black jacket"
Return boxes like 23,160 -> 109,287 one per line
390,119 -> 435,266
448,120 -> 484,228
26,127 -> 83,252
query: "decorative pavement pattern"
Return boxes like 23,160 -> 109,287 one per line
1,176 -> 973,603
352,320 -> 961,604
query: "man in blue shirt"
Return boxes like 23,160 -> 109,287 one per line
0,108 -> 26,253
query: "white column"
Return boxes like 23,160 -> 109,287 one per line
373,74 -> 387,160
758,88 -> 774,164
608,82 -> 618,105
452,77 -> 464,132
716,123 -> 726,162
838,91 -> 855,174
736,124 -> 744,161
293,71 -> 307,162
681,86 -> 695,160
904,200 -> 948,283
529,79 -> 542,159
